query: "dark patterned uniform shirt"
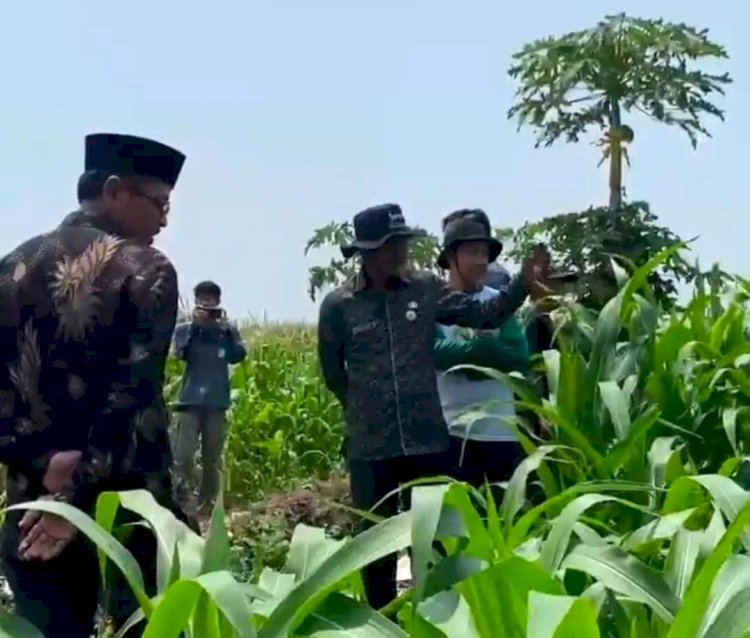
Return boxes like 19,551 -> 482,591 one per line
317,269 -> 528,461
0,213 -> 180,516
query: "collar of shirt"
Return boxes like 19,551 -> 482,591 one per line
351,267 -> 413,293
60,209 -> 127,238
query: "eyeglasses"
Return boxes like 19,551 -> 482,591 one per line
128,186 -> 171,214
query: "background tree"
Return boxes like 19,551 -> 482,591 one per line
507,201 -> 695,308
506,13 -> 731,306
508,13 -> 731,209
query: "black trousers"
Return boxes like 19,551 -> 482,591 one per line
1,535 -> 100,638
450,437 -> 525,487
1,512 -> 157,638
348,451 -> 448,610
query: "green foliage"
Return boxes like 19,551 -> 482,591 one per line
508,201 -> 698,308
3,491 -> 256,638
507,12 -> 731,258
227,477 -> 353,583
224,325 -> 343,504
530,256 -> 743,487
304,222 -> 358,303
507,13 -> 731,149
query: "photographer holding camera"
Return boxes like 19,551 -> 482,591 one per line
172,281 -> 247,515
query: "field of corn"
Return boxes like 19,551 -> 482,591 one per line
6,255 -> 750,637
164,322 -> 345,508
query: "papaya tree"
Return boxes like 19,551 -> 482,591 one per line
507,13 -> 731,209
506,13 -> 731,306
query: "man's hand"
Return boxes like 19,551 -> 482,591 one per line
520,244 -> 550,284
530,277 -> 558,312
16,450 -> 82,558
521,244 -> 553,297
43,450 -> 82,493
18,512 -> 77,562
192,308 -> 210,326
219,315 -> 236,334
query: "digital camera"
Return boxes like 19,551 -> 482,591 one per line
195,305 -> 224,320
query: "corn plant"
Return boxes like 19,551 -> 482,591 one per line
0,490 -> 252,637
0,488 -> 411,637
5,453 -> 750,637
475,251 -> 750,501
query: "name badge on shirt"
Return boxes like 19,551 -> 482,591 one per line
218,348 -> 226,359
352,320 -> 378,335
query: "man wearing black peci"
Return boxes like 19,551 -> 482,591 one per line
0,133 -> 190,638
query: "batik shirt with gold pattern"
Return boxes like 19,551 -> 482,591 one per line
0,220 -> 178,514
58,209 -> 192,520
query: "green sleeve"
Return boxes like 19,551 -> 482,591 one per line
492,316 -> 531,373
433,317 -> 530,374
432,325 -> 479,371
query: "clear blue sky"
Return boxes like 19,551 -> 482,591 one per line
0,0 -> 746,321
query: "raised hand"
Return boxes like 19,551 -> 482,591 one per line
521,244 -> 553,298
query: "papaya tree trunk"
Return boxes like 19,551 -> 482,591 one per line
608,100 -> 623,210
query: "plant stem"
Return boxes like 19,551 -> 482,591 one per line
608,100 -> 623,211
